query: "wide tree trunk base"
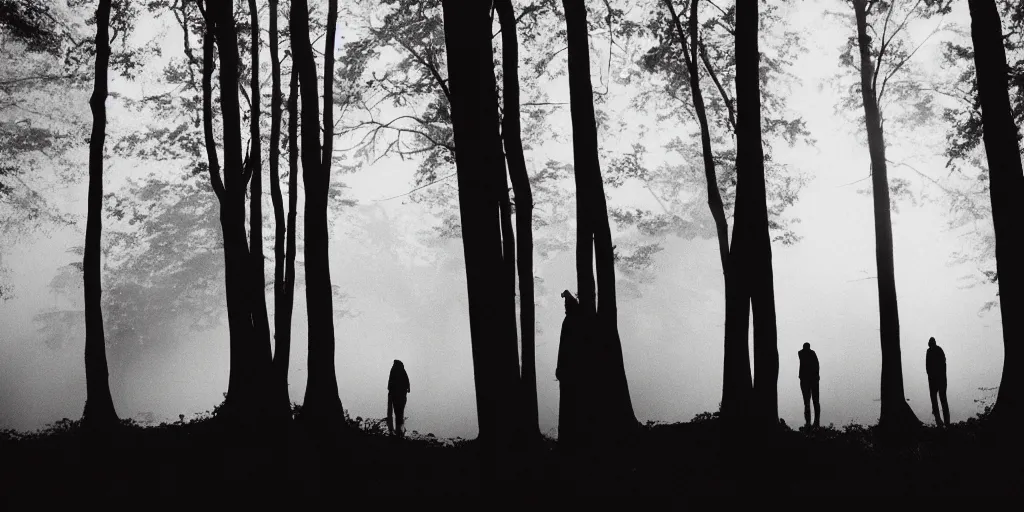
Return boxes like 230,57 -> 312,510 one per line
82,399 -> 118,432
298,394 -> 346,437
877,401 -> 922,447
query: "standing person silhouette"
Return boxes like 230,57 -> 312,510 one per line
556,290 -> 581,453
387,360 -> 410,437
926,337 -> 950,427
798,342 -> 821,429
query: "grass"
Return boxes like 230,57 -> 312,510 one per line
1,406 -> 1020,496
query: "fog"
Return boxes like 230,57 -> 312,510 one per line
0,0 -> 1003,439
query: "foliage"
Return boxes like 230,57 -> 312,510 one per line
934,0 -> 1024,309
0,0 -> 154,299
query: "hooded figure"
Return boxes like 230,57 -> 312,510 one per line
926,337 -> 950,427
387,360 -> 410,437
798,342 -> 821,428
556,290 -> 581,451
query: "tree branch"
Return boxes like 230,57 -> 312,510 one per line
387,34 -> 451,101
699,40 -> 737,133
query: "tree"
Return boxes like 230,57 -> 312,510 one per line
82,0 -> 118,430
562,0 -> 637,447
939,0 -> 1024,312
291,0 -> 345,429
849,0 -> 926,431
1,0 -> 149,301
245,0 -> 275,418
268,0 -> 296,417
198,0 -> 272,424
656,0 -> 753,424
734,0 -> 779,427
967,0 -> 1024,430
440,0 -> 524,479
605,0 -> 809,291
495,0 -> 540,440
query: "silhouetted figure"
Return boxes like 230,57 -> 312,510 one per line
798,342 -> 820,428
387,360 -> 410,437
557,290 -> 581,452
926,338 -> 950,427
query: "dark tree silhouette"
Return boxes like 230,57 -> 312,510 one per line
661,0 -> 752,424
968,0 -> 1024,430
851,0 -> 920,431
246,0 -> 275,417
736,0 -> 779,427
440,0 -> 524,479
268,0 -> 295,413
562,0 -> 638,445
198,0 -> 269,423
82,0 -> 118,430
291,0 -> 344,429
495,0 -> 539,439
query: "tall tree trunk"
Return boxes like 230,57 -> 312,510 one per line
495,0 -> 539,439
663,0 -> 751,425
968,0 -> 1024,430
498,162 -> 523,440
282,67 -> 299,407
268,0 -> 292,413
440,0 -> 523,481
83,0 -> 118,429
736,0 -> 778,427
204,0 -> 260,422
292,0 -> 344,428
562,0 -> 637,443
247,0 -> 274,417
853,0 -> 919,430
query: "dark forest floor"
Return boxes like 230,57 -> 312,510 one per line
1,407 -> 1021,496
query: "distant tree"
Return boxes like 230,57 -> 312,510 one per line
82,0 -> 118,430
967,0 -> 1024,430
562,0 -> 637,447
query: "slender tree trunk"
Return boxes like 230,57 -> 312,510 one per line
440,0 -> 523,481
247,0 -> 274,417
282,66 -> 299,407
498,165 -> 523,439
495,0 -> 539,439
268,0 -> 292,413
853,0 -> 919,430
663,0 -> 751,424
292,0 -> 344,428
665,0 -> 729,270
736,0 -> 779,427
83,0 -> 118,429
563,0 -> 637,443
968,0 -> 1024,430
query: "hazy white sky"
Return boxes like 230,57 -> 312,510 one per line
0,0 -> 1005,439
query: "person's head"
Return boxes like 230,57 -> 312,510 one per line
393,359 -> 403,368
561,290 -> 578,314
928,337 -> 936,348
803,342 -> 810,351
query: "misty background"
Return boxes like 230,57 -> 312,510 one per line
0,0 -> 1003,440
